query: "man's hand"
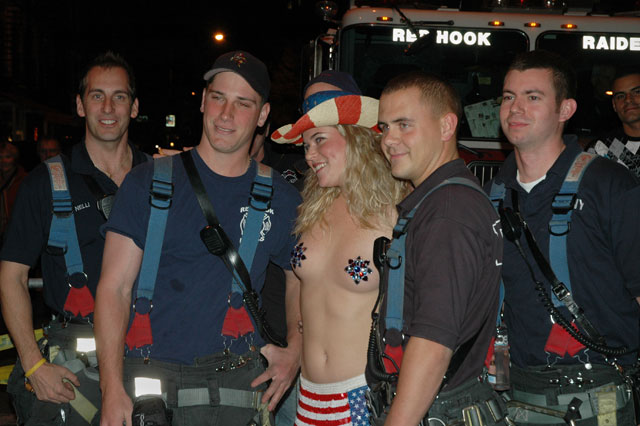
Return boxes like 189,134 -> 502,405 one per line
28,362 -> 79,403
251,343 -> 301,411
99,385 -> 133,426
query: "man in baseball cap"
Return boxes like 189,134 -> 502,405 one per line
95,50 -> 302,425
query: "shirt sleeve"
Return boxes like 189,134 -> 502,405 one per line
101,164 -> 152,250
0,166 -> 51,267
611,182 -> 640,296
269,184 -> 301,272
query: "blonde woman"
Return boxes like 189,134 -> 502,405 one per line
272,80 -> 408,426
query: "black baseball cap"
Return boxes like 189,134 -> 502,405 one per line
203,51 -> 270,101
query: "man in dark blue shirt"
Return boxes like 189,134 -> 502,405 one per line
95,51 -> 301,426
0,51 -> 148,425
490,50 -> 640,425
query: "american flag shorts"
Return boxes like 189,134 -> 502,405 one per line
295,374 -> 371,426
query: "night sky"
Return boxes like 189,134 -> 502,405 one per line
19,0 -> 332,151
15,0 -> 639,153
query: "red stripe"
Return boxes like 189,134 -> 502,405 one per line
299,386 -> 348,401
296,412 -> 351,426
298,399 -> 349,415
286,114 -> 315,139
335,96 -> 362,125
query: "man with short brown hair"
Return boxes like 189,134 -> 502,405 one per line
373,71 -> 505,425
95,50 -> 301,426
0,51 -> 148,425
491,50 -> 640,425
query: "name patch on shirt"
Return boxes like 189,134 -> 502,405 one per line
74,202 -> 91,213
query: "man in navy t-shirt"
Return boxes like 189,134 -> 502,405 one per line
95,51 -> 302,426
490,50 -> 640,425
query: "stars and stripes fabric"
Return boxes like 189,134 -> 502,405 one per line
296,374 -> 371,426
270,92 -> 380,146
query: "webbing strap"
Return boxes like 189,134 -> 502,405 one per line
234,163 -> 273,294
136,156 -> 173,301
177,386 -> 262,409
63,359 -> 99,423
66,380 -> 99,423
45,156 -> 84,277
548,152 -> 595,307
385,177 -> 489,335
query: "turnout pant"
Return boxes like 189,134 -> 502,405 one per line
122,349 -> 272,426
426,377 -> 509,426
506,364 -> 635,425
7,320 -> 101,426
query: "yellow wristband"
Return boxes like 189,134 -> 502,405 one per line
24,358 -> 46,378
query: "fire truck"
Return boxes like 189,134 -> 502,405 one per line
304,0 -> 640,183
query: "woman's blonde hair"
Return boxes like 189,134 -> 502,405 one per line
295,124 -> 409,235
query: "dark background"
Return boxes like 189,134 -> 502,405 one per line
2,0 -> 639,162
0,0 -> 337,160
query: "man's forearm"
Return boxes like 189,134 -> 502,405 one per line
0,261 -> 43,369
94,285 -> 131,392
94,231 -> 143,393
384,336 -> 453,426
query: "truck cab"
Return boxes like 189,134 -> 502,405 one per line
306,0 -> 640,183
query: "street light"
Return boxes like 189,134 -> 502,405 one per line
213,32 -> 225,42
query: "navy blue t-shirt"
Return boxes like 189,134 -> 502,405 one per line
490,136 -> 640,367
104,149 -> 300,364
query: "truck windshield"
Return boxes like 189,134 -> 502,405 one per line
339,25 -> 529,140
537,31 -> 640,137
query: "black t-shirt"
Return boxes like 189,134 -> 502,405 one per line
493,136 -> 640,367
0,142 -> 149,317
385,159 -> 503,390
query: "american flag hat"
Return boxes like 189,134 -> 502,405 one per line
271,91 -> 379,145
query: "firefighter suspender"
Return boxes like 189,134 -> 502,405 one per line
548,152 -> 595,307
126,154 -> 282,352
45,155 -> 94,318
488,152 -> 628,357
488,152 -> 596,312
126,155 -> 173,350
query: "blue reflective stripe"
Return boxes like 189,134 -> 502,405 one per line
136,156 -> 173,301
45,156 -> 84,276
385,177 -> 488,334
